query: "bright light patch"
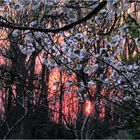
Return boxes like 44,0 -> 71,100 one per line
83,100 -> 94,116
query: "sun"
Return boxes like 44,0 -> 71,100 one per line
83,100 -> 94,116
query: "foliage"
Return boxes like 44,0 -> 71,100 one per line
0,0 -> 140,139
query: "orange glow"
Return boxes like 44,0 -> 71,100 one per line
48,67 -> 78,124
34,56 -> 42,75
83,100 -> 94,116
0,90 -> 4,115
0,56 -> 7,65
0,29 -> 10,65
49,67 -> 60,92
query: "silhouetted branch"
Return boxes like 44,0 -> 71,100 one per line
3,105 -> 35,140
0,1 -> 107,33
97,13 -> 118,35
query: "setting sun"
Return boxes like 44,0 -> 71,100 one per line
83,100 -> 94,116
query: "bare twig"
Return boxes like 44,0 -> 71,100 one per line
3,105 -> 35,140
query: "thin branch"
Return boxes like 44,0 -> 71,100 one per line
0,1 -> 107,33
97,13 -> 118,36
3,105 -> 35,140
81,116 -> 88,139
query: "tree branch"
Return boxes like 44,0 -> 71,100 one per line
0,1 -> 107,33
3,106 -> 35,139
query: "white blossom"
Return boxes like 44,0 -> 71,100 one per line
66,81 -> 73,87
135,38 -> 140,47
114,48 -> 124,56
88,80 -> 94,88
12,30 -> 19,37
104,78 -> 110,84
123,96 -> 133,102
107,0 -> 129,14
19,45 -> 35,55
